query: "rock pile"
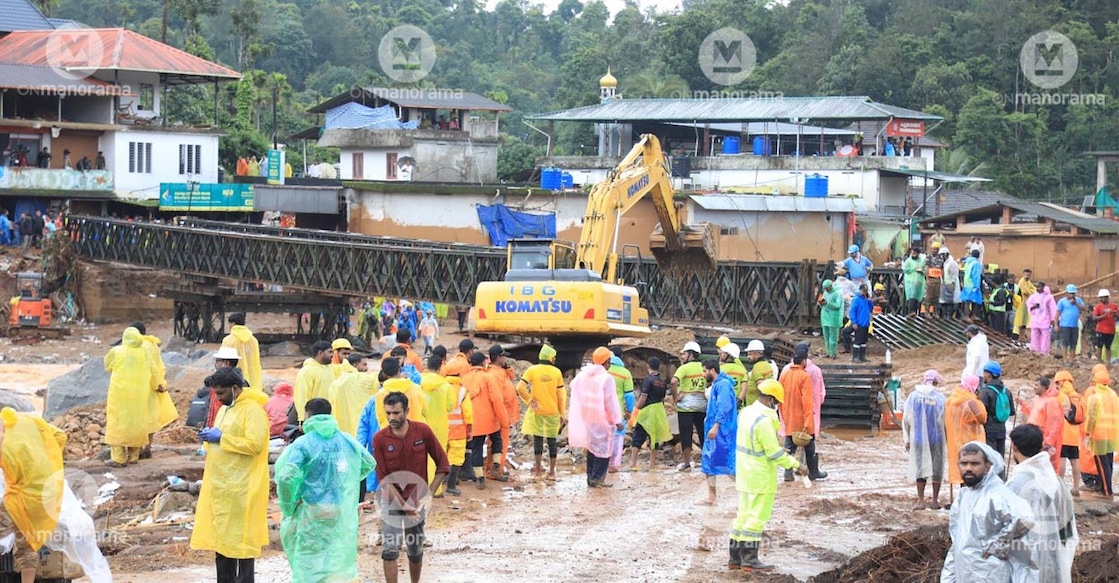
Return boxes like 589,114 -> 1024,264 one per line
51,404 -> 106,460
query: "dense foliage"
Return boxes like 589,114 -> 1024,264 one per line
48,0 -> 1119,198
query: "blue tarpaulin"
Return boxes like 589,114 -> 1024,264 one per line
476,204 -> 557,247
325,102 -> 420,130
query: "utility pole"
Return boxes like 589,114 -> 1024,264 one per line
272,86 -> 278,150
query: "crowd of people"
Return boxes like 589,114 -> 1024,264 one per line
0,209 -> 64,248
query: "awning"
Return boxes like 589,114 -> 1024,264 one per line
116,198 -> 160,208
880,168 -> 992,182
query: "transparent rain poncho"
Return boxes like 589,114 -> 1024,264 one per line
1007,451 -> 1077,583
275,414 -> 375,583
902,383 -> 946,481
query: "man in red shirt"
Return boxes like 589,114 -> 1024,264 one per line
372,392 -> 450,583
1094,289 -> 1119,364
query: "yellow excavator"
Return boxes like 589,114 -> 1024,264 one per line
473,133 -> 717,369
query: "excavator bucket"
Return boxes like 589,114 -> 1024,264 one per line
649,222 -> 718,273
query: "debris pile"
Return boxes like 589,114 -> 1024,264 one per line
809,524 -> 950,583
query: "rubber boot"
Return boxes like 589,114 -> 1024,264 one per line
446,466 -> 462,496
728,539 -> 742,570
740,541 -> 774,571
476,469 -> 486,490
808,453 -> 829,481
460,454 -> 477,482
783,468 -> 794,482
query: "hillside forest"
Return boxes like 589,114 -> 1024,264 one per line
41,0 -> 1119,202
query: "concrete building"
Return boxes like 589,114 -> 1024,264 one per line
300,87 -> 511,183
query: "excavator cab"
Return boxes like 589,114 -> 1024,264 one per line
506,239 -> 577,271
9,272 -> 52,329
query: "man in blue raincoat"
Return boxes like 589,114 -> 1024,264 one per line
699,359 -> 737,505
962,249 -> 984,321
276,398 -> 375,583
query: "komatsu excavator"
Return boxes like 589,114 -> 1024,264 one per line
473,133 -> 717,370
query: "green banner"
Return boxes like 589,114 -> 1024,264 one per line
266,149 -> 284,185
159,183 -> 254,211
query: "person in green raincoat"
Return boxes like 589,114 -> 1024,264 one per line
902,247 -> 926,316
276,398 -> 375,583
627,356 -> 672,471
820,280 -> 845,358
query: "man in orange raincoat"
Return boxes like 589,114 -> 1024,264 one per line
1023,376 -> 1064,472
944,374 -> 987,489
463,351 -> 507,490
1086,368 -> 1119,498
1053,370 -> 1085,496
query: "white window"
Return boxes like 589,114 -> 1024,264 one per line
179,144 -> 202,175
128,141 -> 152,174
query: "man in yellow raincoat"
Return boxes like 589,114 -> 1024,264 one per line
327,353 -> 379,437
222,313 -> 263,391
373,357 -> 427,428
1012,269 -> 1036,340
730,379 -> 801,572
104,327 -> 156,466
421,355 -> 453,496
517,344 -> 566,482
131,321 -> 178,458
191,367 -> 270,583
294,341 -> 335,422
0,407 -> 66,581
330,338 -> 357,379
1086,369 -> 1119,498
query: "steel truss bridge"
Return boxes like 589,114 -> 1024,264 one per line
64,216 -> 1002,347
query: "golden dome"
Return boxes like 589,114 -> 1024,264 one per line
599,68 -> 617,88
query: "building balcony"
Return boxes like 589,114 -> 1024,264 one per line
0,167 -> 113,193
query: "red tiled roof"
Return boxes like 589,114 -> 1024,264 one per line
0,28 -> 240,80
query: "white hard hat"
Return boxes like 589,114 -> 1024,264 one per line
214,346 -> 241,361
1100,289 -> 1111,298
746,339 -> 766,353
721,342 -> 741,360
682,341 -> 702,354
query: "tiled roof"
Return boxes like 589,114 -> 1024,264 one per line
0,28 -> 240,81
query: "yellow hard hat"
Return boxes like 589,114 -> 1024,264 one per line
758,379 -> 784,403
873,283 -> 885,291
930,241 -> 941,248
331,338 -> 353,350
715,335 -> 731,349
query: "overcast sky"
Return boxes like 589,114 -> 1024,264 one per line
484,0 -> 685,18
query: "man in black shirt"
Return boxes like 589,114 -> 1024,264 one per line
30,211 -> 44,247
36,147 -> 51,168
627,357 -> 673,471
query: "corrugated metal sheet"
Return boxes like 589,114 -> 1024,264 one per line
309,87 -> 512,114
921,200 -> 1119,234
668,121 -> 856,136
529,96 -> 943,123
690,193 -> 868,213
0,62 -> 128,94
0,28 -> 241,79
927,190 -> 1018,217
0,0 -> 52,32
881,167 -> 992,183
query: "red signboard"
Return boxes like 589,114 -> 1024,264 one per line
886,119 -> 925,137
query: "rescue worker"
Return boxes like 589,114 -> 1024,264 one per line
205,346 -> 243,428
0,408 -> 65,582
442,338 -> 475,376
903,370 -> 946,509
841,244 -> 873,291
191,368 -> 270,583
718,342 -> 747,389
464,351 -> 507,490
871,282 -> 889,315
1027,284 -> 1057,354
1054,370 -> 1084,496
988,277 -> 1012,336
131,321 -> 177,459
294,341 -> 335,422
782,341 -> 826,442
940,442 -> 1034,582
729,379 -> 801,571
275,398 -> 375,583
819,279 -> 844,358
357,302 -> 379,347
739,340 -> 774,407
568,347 -> 624,488
221,313 -> 263,391
780,344 -> 827,481
945,375 -> 987,492
394,329 -> 424,370
901,247 -> 925,316
978,361 -> 1014,464
848,285 -> 873,363
517,344 -> 566,482
1022,376 -> 1064,472
104,327 -> 155,466
1093,288 -> 1119,364
1013,269 -> 1037,340
329,338 -> 357,379
628,356 -> 672,472
962,324 -> 989,383
486,345 -> 518,481
607,349 -> 635,472
670,341 -> 707,471
390,345 -> 423,385
698,359 -> 737,506
420,355 -> 453,497
940,247 -> 961,320
441,356 -> 474,494
1086,368 -> 1119,498
264,382 -> 295,439
419,310 -> 439,356
924,241 -> 944,317
1007,424 -> 1077,583
961,249 -> 984,321
327,353 -> 380,437
372,357 -> 427,428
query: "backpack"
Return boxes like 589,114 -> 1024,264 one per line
991,384 -> 1012,423
1065,391 -> 1086,425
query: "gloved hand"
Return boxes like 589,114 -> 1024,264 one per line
794,464 -> 808,476
198,428 -> 222,443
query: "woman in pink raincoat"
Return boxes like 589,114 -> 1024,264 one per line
1027,285 -> 1058,354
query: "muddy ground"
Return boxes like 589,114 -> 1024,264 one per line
3,264 -> 1118,581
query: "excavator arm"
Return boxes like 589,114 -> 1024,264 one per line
576,134 -> 716,282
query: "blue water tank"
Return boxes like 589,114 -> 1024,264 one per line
561,172 -> 573,189
722,136 -> 740,155
805,174 -> 829,198
752,135 -> 770,156
541,167 -> 562,190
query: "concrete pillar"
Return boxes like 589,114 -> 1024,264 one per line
1001,206 -> 1012,224
1099,158 -> 1108,194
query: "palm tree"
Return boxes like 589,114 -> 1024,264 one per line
622,72 -> 691,99
936,147 -> 989,191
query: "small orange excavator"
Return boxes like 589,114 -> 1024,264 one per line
6,272 -> 70,339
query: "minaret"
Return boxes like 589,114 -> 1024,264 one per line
599,68 -> 617,103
